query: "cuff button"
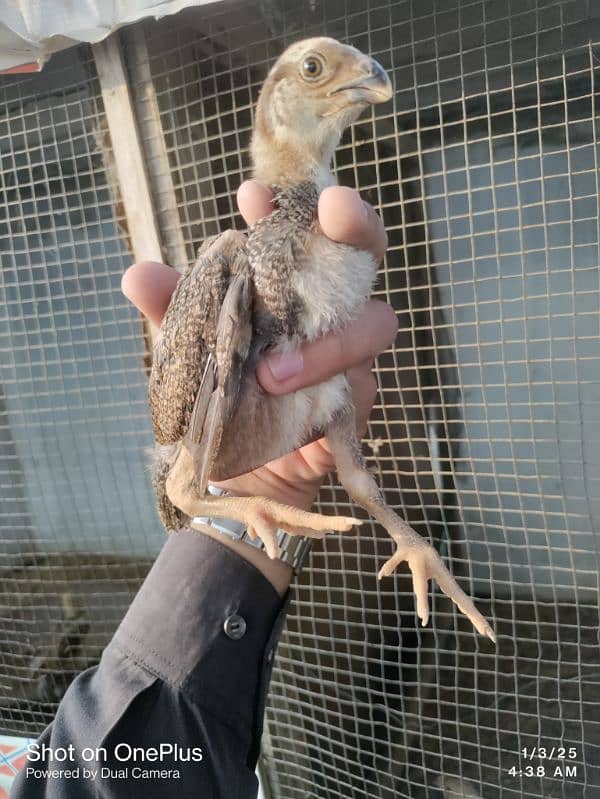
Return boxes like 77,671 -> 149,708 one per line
224,613 -> 247,640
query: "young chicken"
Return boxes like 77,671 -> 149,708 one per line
149,37 -> 495,642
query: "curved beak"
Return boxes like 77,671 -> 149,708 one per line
328,58 -> 393,104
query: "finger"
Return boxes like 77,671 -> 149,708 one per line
121,261 -> 180,326
318,186 -> 388,263
347,361 -> 378,437
257,300 -> 398,395
237,181 -> 274,225
238,181 -> 387,263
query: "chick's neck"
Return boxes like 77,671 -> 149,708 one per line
251,128 -> 339,191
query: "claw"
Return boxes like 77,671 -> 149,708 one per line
379,541 -> 495,644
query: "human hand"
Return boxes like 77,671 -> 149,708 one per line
122,182 -> 397,512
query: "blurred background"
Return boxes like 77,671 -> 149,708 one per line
0,0 -> 598,796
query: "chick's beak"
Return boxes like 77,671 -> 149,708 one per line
329,57 -> 393,104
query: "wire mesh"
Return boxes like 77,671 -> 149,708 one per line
0,0 -> 598,797
138,1 -> 599,796
0,45 -> 161,736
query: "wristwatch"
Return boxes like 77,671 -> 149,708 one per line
192,485 -> 312,574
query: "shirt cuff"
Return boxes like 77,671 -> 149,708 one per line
109,528 -> 287,738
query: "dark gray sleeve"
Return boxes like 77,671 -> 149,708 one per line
11,529 -> 288,799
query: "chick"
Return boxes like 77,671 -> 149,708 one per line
149,37 -> 495,642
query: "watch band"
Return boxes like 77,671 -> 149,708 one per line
192,485 -> 312,574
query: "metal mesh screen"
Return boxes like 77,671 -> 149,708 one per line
0,46 -> 161,735
138,2 -> 599,796
0,0 -> 599,797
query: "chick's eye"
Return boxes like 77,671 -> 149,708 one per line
302,56 -> 324,79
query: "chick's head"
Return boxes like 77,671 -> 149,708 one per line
252,37 -> 392,187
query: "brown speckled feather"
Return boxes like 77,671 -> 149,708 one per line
149,187 -> 319,498
149,230 -> 248,445
247,182 -> 318,336
188,271 -> 253,492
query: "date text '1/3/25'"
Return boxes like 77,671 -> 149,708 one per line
520,747 -> 578,760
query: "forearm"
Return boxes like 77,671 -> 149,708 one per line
11,529 -> 289,798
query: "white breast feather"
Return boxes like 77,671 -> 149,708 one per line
292,234 -> 378,340
266,231 -> 376,444
304,373 -> 350,429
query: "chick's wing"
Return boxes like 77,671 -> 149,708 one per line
148,230 -> 252,458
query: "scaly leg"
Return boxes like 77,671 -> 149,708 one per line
165,444 -> 361,559
326,408 -> 495,642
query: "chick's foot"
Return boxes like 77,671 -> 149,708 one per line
378,530 -> 496,643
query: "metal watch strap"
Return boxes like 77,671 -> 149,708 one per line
192,485 -> 312,574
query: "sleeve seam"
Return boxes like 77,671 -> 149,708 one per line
110,634 -> 180,686
109,636 -> 254,740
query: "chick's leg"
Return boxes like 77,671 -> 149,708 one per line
325,408 -> 495,642
165,444 -> 361,559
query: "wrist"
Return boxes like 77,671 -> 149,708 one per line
190,521 -> 293,597
190,484 -> 313,595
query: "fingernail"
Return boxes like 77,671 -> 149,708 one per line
264,349 -> 304,382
